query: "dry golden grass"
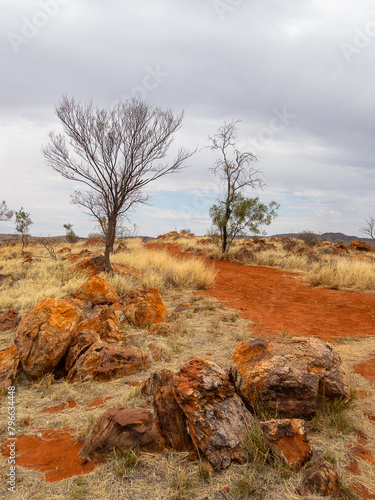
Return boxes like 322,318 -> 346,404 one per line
0,239 -> 216,317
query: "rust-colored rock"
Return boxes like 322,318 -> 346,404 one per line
296,460 -> 340,496
15,298 -> 82,379
78,307 -> 119,333
259,419 -> 313,469
86,237 -> 105,245
114,241 -> 129,253
122,287 -> 168,328
99,319 -> 124,342
148,342 -> 168,362
230,337 -> 350,418
153,386 -> 193,452
112,264 -> 141,277
0,345 -> 19,390
148,322 -> 176,336
79,406 -> 165,462
65,329 -> 100,372
67,341 -> 149,382
140,368 -> 175,397
173,358 -> 255,470
349,240 -> 373,252
75,276 -> 120,305
0,309 -> 19,332
70,255 -> 106,276
234,247 -> 255,263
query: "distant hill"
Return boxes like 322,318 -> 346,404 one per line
270,232 -> 375,248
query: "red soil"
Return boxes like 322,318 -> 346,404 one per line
1,429 -> 100,482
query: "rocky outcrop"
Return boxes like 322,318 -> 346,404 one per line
70,255 -> 106,276
122,288 -> 168,328
0,309 -> 19,332
260,419 -> 313,469
296,460 -> 340,496
79,406 -> 165,463
0,345 -> 20,390
75,276 -> 120,305
153,386 -> 193,452
65,329 -> 100,373
15,298 -> 81,378
230,337 -> 350,418
67,341 -> 149,382
173,358 -> 255,470
140,368 -> 175,397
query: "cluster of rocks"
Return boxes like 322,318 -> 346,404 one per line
0,275 -> 171,387
79,336 -> 350,497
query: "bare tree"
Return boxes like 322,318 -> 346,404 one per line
43,96 -> 193,271
361,217 -> 375,240
208,120 -> 265,253
0,201 -> 13,221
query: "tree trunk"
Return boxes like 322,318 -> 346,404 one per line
104,215 -> 116,273
222,226 -> 227,253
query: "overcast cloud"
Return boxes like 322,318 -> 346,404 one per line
1,0 -> 374,237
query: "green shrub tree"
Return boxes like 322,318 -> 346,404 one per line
15,208 -> 33,255
208,120 -> 278,252
63,223 -> 78,243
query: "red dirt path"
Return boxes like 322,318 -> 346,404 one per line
148,243 -> 375,343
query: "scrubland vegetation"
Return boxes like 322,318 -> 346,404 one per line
156,231 -> 375,294
0,235 -> 374,499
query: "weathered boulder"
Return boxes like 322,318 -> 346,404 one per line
78,307 -> 120,333
168,303 -> 192,322
67,341 -> 149,382
259,419 -> 313,469
0,345 -> 20,390
79,406 -> 165,462
65,329 -> 100,372
147,342 -> 168,362
349,240 -> 373,252
153,386 -> 193,452
122,288 -> 168,328
15,298 -> 82,378
99,319 -> 124,342
0,309 -> 19,332
75,276 -> 120,305
173,358 -> 255,470
70,255 -> 106,276
230,337 -> 350,418
140,368 -> 175,397
296,460 -> 340,496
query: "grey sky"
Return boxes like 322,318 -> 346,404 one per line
1,0 -> 374,237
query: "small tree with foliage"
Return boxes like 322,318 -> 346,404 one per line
210,194 -> 279,251
296,230 -> 321,247
15,208 -> 33,254
0,201 -> 13,221
208,120 -> 278,253
63,223 -> 78,243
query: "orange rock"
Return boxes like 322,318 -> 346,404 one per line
78,308 -> 120,334
122,288 -> 168,328
86,237 -> 105,245
296,460 -> 340,496
75,276 -> 120,305
230,337 -> 350,418
66,341 -> 149,382
65,329 -> 100,372
0,309 -> 19,332
0,345 -> 19,390
15,299 -> 82,378
79,406 -> 165,463
349,240 -> 373,252
173,358 -> 255,470
70,255 -> 106,276
112,264 -> 141,277
260,419 -> 313,469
